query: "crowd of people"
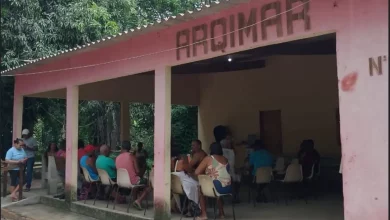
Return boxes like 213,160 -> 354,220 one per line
170,125 -> 321,219
3,126 -> 321,218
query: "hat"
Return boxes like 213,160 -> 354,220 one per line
85,145 -> 95,153
22,129 -> 30,135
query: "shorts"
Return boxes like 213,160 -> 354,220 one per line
213,180 -> 232,195
135,177 -> 147,185
9,170 -> 20,187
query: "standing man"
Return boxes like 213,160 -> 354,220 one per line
21,129 -> 37,192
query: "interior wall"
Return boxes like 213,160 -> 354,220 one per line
198,55 -> 340,157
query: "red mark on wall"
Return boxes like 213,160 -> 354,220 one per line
341,72 -> 358,92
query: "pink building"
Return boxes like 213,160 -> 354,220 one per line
1,0 -> 388,219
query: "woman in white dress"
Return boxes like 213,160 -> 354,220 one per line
171,154 -> 200,216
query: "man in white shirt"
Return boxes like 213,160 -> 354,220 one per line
21,129 -> 37,191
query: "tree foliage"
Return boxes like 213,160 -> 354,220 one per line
0,0 -> 208,159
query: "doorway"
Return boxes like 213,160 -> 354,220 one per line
259,110 -> 283,155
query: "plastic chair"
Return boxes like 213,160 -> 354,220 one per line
97,168 -> 116,208
81,167 -> 100,204
114,168 -> 146,214
291,158 -> 299,165
197,175 -> 236,220
276,163 -> 305,205
273,157 -> 285,174
253,167 -> 273,207
283,164 -> 303,183
171,174 -> 188,220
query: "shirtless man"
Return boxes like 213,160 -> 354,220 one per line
184,140 -> 207,174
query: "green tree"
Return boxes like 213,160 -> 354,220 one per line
1,0 -> 204,160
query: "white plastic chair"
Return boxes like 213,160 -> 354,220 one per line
277,163 -> 305,205
291,158 -> 299,165
97,168 -> 116,208
273,157 -> 285,174
171,174 -> 188,220
114,168 -> 146,214
253,167 -> 273,207
283,163 -> 303,183
81,167 -> 100,204
198,175 -> 236,220
306,164 -> 315,180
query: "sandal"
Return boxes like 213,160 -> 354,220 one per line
132,201 -> 142,210
185,211 -> 194,217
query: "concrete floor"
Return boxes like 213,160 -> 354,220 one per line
6,204 -> 98,220
2,179 -> 344,220
80,193 -> 344,220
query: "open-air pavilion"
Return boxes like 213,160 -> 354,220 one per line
1,0 -> 388,220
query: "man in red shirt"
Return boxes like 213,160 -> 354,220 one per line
116,141 -> 151,210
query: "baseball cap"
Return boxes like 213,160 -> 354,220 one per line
22,129 -> 30,135
85,144 -> 95,153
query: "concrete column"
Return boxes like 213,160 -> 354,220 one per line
336,1 -> 388,219
12,93 -> 23,141
65,85 -> 79,202
120,101 -> 130,142
153,66 -> 171,220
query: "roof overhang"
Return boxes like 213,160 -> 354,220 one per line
1,0 -> 251,76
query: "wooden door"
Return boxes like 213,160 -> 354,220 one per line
259,110 -> 283,155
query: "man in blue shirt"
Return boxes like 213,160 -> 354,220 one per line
249,140 -> 274,175
249,140 -> 274,203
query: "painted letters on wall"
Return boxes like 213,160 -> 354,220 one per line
176,0 -> 311,60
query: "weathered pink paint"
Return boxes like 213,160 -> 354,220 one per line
153,66 -> 172,219
12,0 -> 388,219
65,86 -> 79,201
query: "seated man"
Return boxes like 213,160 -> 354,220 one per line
115,141 -> 151,210
96,145 -> 116,181
183,140 -> 207,174
80,144 -> 98,180
298,139 -> 320,178
249,140 -> 273,202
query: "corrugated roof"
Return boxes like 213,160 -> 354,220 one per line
1,0 -> 249,76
